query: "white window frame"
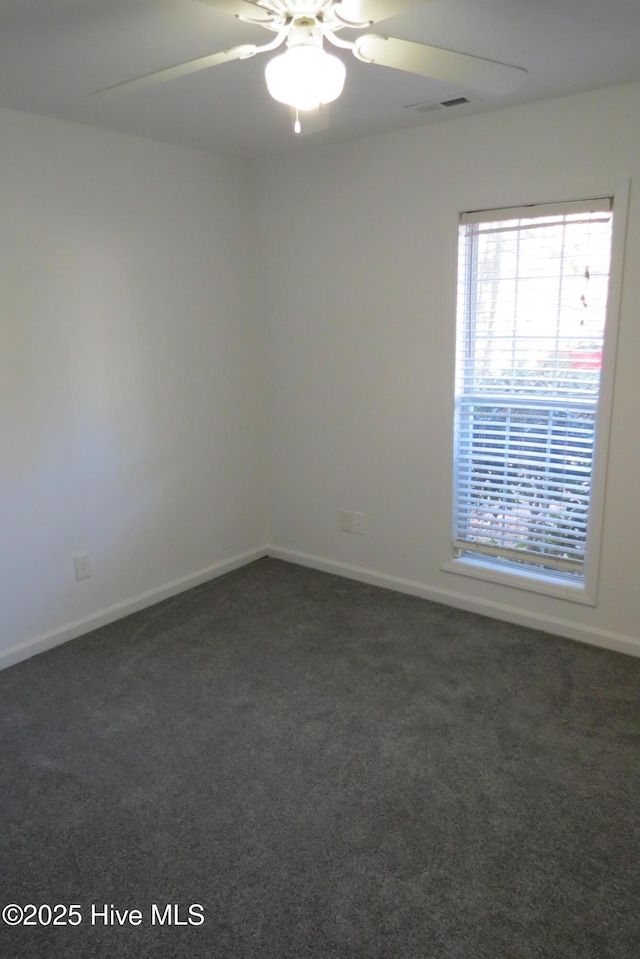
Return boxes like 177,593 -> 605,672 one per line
443,185 -> 629,604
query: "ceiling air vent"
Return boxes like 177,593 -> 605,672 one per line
405,96 -> 471,114
440,96 -> 471,108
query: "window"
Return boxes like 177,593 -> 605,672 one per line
449,198 -> 616,599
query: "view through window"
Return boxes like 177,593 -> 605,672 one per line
452,199 -> 614,587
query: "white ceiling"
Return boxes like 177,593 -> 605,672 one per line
1,0 -> 640,159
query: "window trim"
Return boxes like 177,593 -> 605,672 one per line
443,183 -> 630,605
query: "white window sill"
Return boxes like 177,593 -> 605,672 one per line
441,554 -> 597,606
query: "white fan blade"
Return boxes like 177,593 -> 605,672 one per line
354,35 -> 527,95
289,105 -> 331,136
91,45 -> 258,96
334,1 -> 424,25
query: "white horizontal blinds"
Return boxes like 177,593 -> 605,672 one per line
454,198 -> 613,576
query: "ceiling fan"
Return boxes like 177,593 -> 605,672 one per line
95,1 -> 527,133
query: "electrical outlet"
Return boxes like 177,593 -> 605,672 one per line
74,554 -> 92,581
340,510 -> 367,534
352,512 -> 367,535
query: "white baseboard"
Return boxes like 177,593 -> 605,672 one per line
0,547 -> 268,671
267,546 -> 640,659
5,545 -> 638,670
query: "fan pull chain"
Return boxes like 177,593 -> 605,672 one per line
294,108 -> 301,135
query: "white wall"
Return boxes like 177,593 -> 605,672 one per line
1,108 -> 265,666
254,82 -> 640,656
4,82 -> 640,668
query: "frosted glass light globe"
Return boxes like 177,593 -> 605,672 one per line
265,46 -> 346,111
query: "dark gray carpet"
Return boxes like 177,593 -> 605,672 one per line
1,558 -> 639,959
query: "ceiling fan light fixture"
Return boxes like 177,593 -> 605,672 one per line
265,45 -> 346,111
